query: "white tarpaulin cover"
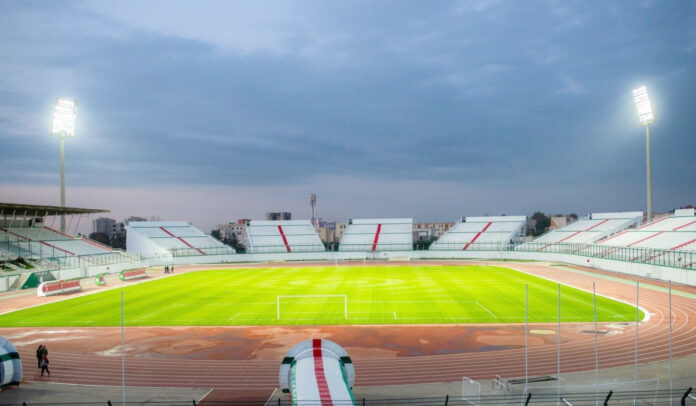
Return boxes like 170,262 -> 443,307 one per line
280,339 -> 356,405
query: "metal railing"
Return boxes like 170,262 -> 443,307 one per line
514,241 -> 696,270
183,241 -> 696,271
169,246 -> 237,257
2,388 -> 694,405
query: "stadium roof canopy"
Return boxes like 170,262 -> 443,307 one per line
0,202 -> 109,217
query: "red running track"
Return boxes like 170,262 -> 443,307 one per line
3,262 -> 696,390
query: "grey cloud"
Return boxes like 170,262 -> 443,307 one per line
0,1 -> 694,217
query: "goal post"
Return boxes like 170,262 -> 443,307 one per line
276,294 -> 348,320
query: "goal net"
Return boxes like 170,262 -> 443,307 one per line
276,294 -> 348,320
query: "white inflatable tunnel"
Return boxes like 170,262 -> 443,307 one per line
279,339 -> 356,405
0,336 -> 21,388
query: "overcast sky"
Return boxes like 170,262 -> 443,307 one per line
1,0 -> 694,233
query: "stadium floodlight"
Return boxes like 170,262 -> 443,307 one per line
51,98 -> 78,138
632,86 -> 654,126
632,85 -> 655,221
51,98 -> 78,232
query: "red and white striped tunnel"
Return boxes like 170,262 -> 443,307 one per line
279,339 -> 356,406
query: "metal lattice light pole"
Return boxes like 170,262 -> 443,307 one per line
50,98 -> 78,232
632,85 -> 655,221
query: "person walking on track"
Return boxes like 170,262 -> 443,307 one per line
40,356 -> 50,377
36,345 -> 44,368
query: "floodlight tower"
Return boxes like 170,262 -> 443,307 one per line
632,86 -> 655,222
51,98 -> 78,232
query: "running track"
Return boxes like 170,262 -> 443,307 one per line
3,262 -> 695,391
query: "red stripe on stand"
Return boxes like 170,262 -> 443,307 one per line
463,222 -> 492,251
627,231 -> 664,247
538,219 -> 610,251
673,220 -> 696,231
371,224 -> 382,251
160,227 -> 205,254
278,225 -> 291,253
637,216 -> 670,230
636,237 -> 696,263
312,339 -> 333,405
670,238 -> 696,251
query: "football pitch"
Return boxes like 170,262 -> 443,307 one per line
0,265 -> 642,327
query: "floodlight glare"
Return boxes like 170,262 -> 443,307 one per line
51,98 -> 78,138
51,97 -> 78,232
631,85 -> 656,221
632,85 -> 654,126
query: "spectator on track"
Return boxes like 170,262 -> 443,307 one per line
171,266 -> 174,273
40,356 -> 50,377
40,345 -> 48,360
36,345 -> 44,368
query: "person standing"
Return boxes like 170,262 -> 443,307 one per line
36,345 -> 44,368
40,356 -> 50,377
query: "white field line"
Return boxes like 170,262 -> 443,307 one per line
475,301 -> 498,319
133,306 -> 174,321
393,311 -> 397,319
508,266 -> 648,322
503,270 -> 625,319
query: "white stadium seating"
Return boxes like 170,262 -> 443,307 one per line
430,216 -> 526,251
524,212 -> 642,252
246,220 -> 324,253
127,221 -> 235,257
0,224 -> 132,269
597,210 -> 696,252
339,218 -> 412,251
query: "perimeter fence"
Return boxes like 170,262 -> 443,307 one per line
3,388 -> 696,406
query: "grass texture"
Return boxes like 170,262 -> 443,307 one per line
0,265 -> 642,327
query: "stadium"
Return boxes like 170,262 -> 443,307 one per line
1,203 -> 695,405
2,2 -> 696,406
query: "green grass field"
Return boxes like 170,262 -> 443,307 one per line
0,265 -> 642,327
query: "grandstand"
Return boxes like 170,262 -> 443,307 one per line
524,212 -> 643,253
594,208 -> 696,266
597,209 -> 696,250
246,220 -> 324,253
126,221 -> 235,258
0,203 -> 136,271
339,218 -> 412,251
430,216 -> 526,251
